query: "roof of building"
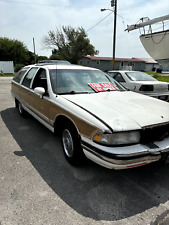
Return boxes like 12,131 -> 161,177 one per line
83,56 -> 157,64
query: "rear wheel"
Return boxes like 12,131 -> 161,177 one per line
18,101 -> 27,117
61,122 -> 85,166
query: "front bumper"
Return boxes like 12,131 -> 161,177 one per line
81,137 -> 169,169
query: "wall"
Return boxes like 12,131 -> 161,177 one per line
0,61 -> 14,73
78,58 -> 160,72
79,58 -> 120,71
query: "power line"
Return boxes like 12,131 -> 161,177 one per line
86,10 -> 129,33
0,0 -> 59,7
86,11 -> 113,32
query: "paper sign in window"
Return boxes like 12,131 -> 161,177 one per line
88,83 -> 118,92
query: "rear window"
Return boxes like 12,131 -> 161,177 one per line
13,67 -> 30,83
22,67 -> 39,88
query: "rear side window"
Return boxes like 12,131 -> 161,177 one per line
114,73 -> 125,82
108,72 -> 118,79
108,72 -> 125,82
22,68 -> 38,88
13,67 -> 30,83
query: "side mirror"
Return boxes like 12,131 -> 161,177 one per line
34,87 -> 45,98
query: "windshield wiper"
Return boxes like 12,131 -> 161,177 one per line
98,89 -> 118,93
58,91 -> 92,95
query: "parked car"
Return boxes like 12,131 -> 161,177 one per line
11,64 -> 169,169
108,70 -> 169,101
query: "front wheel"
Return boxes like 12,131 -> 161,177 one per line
61,122 -> 85,166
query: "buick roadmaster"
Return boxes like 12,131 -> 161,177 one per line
11,64 -> 169,169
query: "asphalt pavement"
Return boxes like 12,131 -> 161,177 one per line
1,77 -> 169,225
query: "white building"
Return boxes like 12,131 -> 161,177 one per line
0,61 -> 14,73
78,56 -> 161,72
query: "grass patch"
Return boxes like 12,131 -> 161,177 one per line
0,73 -> 14,77
146,72 -> 169,82
146,72 -> 159,76
154,76 -> 169,82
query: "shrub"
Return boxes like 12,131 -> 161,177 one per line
15,64 -> 25,72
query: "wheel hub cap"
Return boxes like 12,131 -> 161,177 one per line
62,129 -> 74,157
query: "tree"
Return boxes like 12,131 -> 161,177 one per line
49,49 -> 65,60
43,26 -> 99,64
37,55 -> 48,62
0,37 -> 49,68
0,37 -> 29,65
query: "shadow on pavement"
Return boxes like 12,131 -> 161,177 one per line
1,107 -> 169,222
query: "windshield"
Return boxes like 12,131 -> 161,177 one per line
49,69 -> 125,94
125,71 -> 157,81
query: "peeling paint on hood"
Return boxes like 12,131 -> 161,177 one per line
63,91 -> 169,132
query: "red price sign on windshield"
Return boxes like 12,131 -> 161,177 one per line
88,83 -> 118,92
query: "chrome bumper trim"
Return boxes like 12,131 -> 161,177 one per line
81,138 -> 169,169
82,143 -> 161,165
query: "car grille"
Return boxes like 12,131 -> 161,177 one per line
140,123 -> 169,143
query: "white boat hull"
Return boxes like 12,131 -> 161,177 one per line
140,30 -> 169,70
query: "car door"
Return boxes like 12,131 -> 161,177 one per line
30,68 -> 52,125
20,67 -> 39,108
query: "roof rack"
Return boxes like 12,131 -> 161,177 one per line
35,63 -> 58,66
36,60 -> 71,65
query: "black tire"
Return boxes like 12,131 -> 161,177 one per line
61,122 -> 85,166
18,101 -> 27,117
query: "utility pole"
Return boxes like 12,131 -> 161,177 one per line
33,38 -> 36,64
101,0 -> 117,70
111,0 -> 117,70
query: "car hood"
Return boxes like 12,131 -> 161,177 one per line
62,91 -> 169,132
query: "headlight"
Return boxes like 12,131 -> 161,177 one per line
93,131 -> 140,146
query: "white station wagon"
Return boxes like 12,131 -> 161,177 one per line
11,63 -> 169,169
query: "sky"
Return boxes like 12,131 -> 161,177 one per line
1,0 -> 169,59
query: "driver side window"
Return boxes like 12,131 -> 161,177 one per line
32,68 -> 48,95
